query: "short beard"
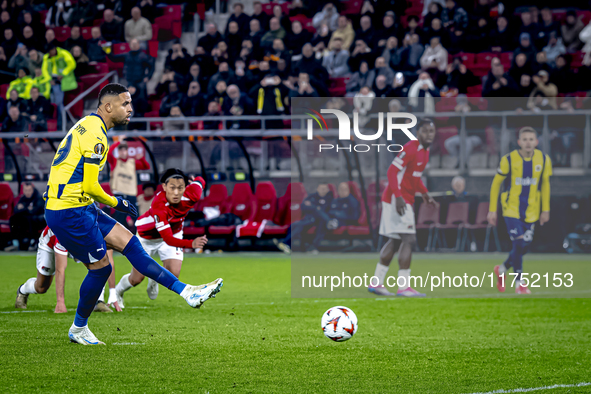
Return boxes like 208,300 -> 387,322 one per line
113,116 -> 130,126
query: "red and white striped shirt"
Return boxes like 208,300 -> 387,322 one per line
382,140 -> 429,205
136,178 -> 205,248
38,226 -> 68,255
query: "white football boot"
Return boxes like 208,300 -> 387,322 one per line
147,278 -> 159,300
180,278 -> 223,308
68,324 -> 105,345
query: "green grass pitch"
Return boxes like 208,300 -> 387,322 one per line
0,252 -> 590,393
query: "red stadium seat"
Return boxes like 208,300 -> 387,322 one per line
81,26 -> 92,40
162,5 -> 182,20
570,51 -> 584,68
209,183 -> 255,235
0,182 -> 14,234
150,99 -> 162,112
262,3 -> 275,16
148,40 -> 159,58
340,0 -> 363,15
460,201 -> 501,252
432,202 -> 469,251
457,52 -> 475,66
475,52 -> 496,66
416,202 -> 440,251
344,181 -> 369,236
578,10 -> 591,25
112,42 -> 131,55
53,26 -> 71,42
251,182 -> 277,223
499,52 -> 513,67
93,19 -> 104,27
1,84 -> 9,98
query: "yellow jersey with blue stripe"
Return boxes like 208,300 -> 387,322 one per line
46,113 -> 118,211
489,149 -> 552,223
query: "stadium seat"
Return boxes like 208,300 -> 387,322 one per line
161,4 -> 182,20
238,182 -> 278,238
0,183 -> 14,234
570,51 -> 584,68
499,52 -> 513,67
148,40 -> 159,58
327,184 -> 337,198
54,26 -> 71,42
461,202 -> 501,252
209,183 -> 255,235
262,3 -> 275,15
457,52 -> 476,66
344,181 -> 370,236
112,42 -> 131,55
432,202 -> 469,251
340,0 -> 363,15
328,77 -> 348,97
416,202 -> 440,251
81,26 -> 92,40
578,10 -> 591,25
0,84 -> 8,98
265,182 -> 307,236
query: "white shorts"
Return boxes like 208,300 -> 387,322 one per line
378,199 -> 416,239
36,246 -> 68,276
138,232 -> 184,262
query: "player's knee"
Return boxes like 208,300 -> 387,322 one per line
401,234 -> 417,247
121,235 -> 145,256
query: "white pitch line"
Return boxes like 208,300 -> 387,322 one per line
0,310 -> 47,314
464,382 -> 591,394
112,342 -> 145,345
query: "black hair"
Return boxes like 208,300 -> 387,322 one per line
142,182 -> 156,191
97,83 -> 129,108
417,117 -> 435,129
160,168 -> 189,185
407,15 -> 420,23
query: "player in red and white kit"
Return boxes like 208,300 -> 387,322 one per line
369,118 -> 438,297
114,168 -> 208,308
15,226 -> 70,313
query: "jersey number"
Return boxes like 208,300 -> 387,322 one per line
52,133 -> 73,167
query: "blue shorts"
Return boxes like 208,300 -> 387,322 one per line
45,204 -> 118,264
504,217 -> 535,243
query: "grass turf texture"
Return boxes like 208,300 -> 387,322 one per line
0,253 -> 590,393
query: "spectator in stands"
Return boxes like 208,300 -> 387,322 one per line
490,16 -> 514,53
509,53 -> 534,84
328,16 -> 354,51
446,56 -> 479,94
87,27 -> 106,62
287,72 -> 319,98
311,23 -> 331,55
107,136 -> 150,230
371,56 -> 395,86
124,7 -> 152,45
159,81 -> 183,117
265,38 -> 291,75
192,46 -> 216,78
203,101 -> 222,130
181,81 -> 206,117
68,0 -> 97,27
517,74 -> 534,100
293,44 -> 328,86
137,182 -> 156,216
225,2 -> 250,36
45,0 -> 72,28
27,50 -> 43,75
165,41 -> 191,76
251,1 -> 269,31
375,12 -> 398,49
408,72 -> 439,114
514,32 -> 537,65
539,7 -> 560,47
109,38 -> 154,90
2,28 -> 17,59
272,5 -> 291,35
22,86 -> 52,131
405,15 -> 423,40
6,182 -> 44,251
183,63 -> 205,93
261,17 -> 286,50
544,31 -> 566,65
424,17 -> 447,47
20,10 -> 43,38
348,39 -> 375,73
372,75 -> 392,98
527,70 -> 557,110
382,37 -> 401,71
42,44 -> 77,127
443,97 -> 482,166
0,10 -> 14,36
482,58 -> 519,98
285,20 -> 312,57
31,67 -> 50,99
562,10 -> 583,53
391,72 -> 409,97
467,18 -> 490,54
551,55 -> 574,93
322,37 -> 349,78
127,84 -> 148,120
223,84 -> 254,129
423,2 -> 443,29
518,11 -> 540,46
288,183 -> 333,253
312,3 -> 338,32
534,51 -> 552,74
225,21 -> 243,64
441,0 -> 468,31
19,26 -> 37,52
2,105 -> 28,132
44,28 -> 56,51
101,9 -> 123,43
137,0 -> 157,23
71,45 -> 91,78
211,40 -> 230,65
63,25 -> 85,53
250,73 -> 288,129
207,62 -> 235,96
420,36 -> 448,84
198,23 -> 223,55
356,15 -> 377,50
399,33 -> 424,73
208,80 -> 229,106
580,19 -> 591,66
6,88 -> 26,111
443,176 -> 478,223
8,44 -> 29,73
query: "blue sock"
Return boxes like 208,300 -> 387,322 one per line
509,239 -> 527,281
74,264 -> 112,327
122,236 -> 187,295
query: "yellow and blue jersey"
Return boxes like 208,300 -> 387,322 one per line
489,149 -> 552,223
46,113 -> 117,211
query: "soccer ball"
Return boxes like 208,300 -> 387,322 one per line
321,306 -> 358,342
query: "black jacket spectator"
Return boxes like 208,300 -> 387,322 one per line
198,25 -> 223,54
192,51 -> 216,77
489,16 -> 515,52
225,5 -> 251,36
251,3 -> 270,31
423,3 -> 443,32
513,33 -> 537,64
23,92 -> 52,131
2,29 -> 18,59
9,183 -> 45,250
64,27 -> 87,53
2,108 -> 28,132
181,82 -> 207,116
551,56 -> 574,93
483,68 -> 519,98
45,1 -> 74,27
207,67 -> 236,96
222,89 -> 254,129
101,18 -> 124,43
87,37 -> 106,62
68,0 -> 97,27
137,0 -> 157,23
165,45 -> 191,76
109,49 -> 154,87
441,0 -> 468,31
446,59 -> 479,94
285,23 -> 313,56
248,76 -> 289,129
326,194 -> 360,226
129,84 -> 149,117
302,191 -> 333,216
355,16 -> 377,50
159,84 -> 183,117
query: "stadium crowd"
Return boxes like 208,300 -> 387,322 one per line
2,0 -> 591,133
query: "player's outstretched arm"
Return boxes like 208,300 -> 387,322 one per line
54,252 -> 68,314
82,159 -> 118,207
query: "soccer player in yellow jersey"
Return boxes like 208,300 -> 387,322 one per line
488,127 -> 552,295
45,83 -> 223,345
